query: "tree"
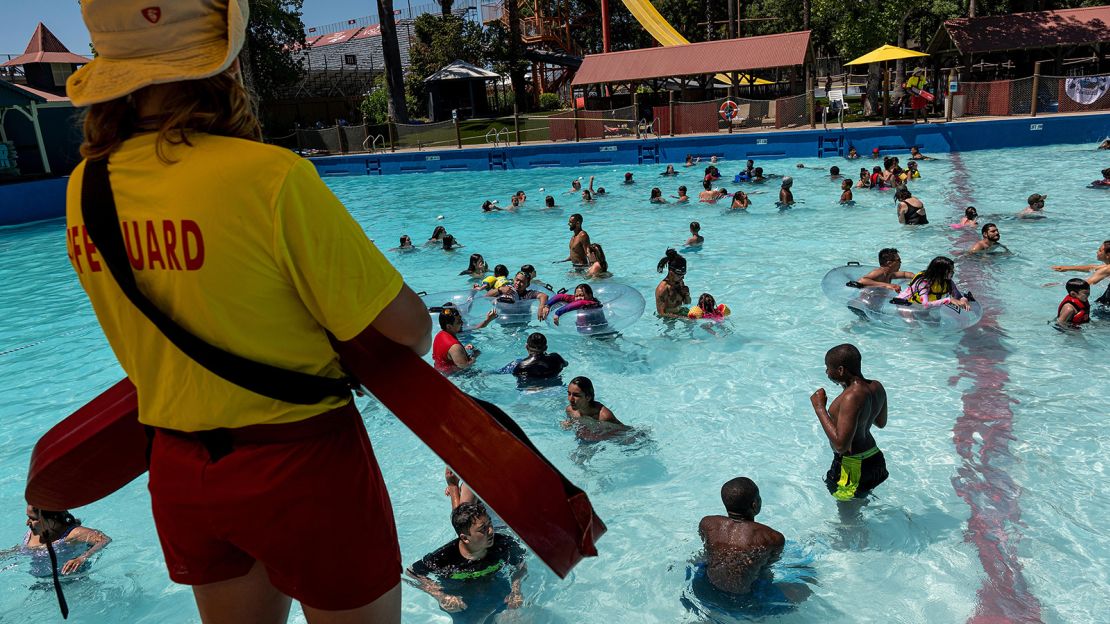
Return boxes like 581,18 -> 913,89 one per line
376,0 -> 410,122
408,13 -> 485,102
241,0 -> 306,119
503,0 -> 528,111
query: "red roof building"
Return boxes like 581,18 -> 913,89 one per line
1,23 -> 89,97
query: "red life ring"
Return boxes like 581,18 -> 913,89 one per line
719,100 -> 740,121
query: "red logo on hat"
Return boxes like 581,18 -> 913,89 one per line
142,7 -> 161,23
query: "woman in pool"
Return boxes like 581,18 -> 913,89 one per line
428,225 -> 448,243
649,187 -> 667,204
730,190 -> 751,210
686,222 -> 704,247
687,293 -> 730,320
896,256 -> 971,310
655,249 -> 691,318
584,244 -> 610,278
909,146 -> 931,160
21,507 -> 111,578
442,234 -> 462,251
855,168 -> 870,189
661,165 -> 678,176
62,1 -> 432,618
896,187 -> 928,224
564,376 -> 623,427
544,283 -> 604,328
684,154 -> 699,167
953,206 -> 978,228
481,200 -> 502,212
392,235 -> 416,251
1090,167 -> 1110,188
459,253 -> 488,278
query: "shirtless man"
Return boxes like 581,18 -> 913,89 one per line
777,177 -> 795,206
673,185 -> 690,203
1053,239 -> 1110,306
857,248 -> 914,293
655,249 -> 690,318
698,477 -> 785,594
1018,193 -> 1047,219
810,344 -> 889,501
967,223 -> 1007,254
697,179 -> 718,202
565,213 -> 591,267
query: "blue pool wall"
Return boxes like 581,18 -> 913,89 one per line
308,113 -> 1110,177
2,112 -> 1107,226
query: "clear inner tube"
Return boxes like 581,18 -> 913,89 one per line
545,282 -> 646,336
420,288 -> 553,328
821,263 -> 984,330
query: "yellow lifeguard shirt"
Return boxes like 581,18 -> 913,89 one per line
65,133 -> 403,431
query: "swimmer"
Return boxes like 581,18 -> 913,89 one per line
569,177 -> 583,193
966,223 -> 1007,254
441,234 -> 462,251
750,167 -> 766,183
697,179 -> 717,203
704,165 -> 721,181
563,213 -> 591,267
459,253 -> 488,278
847,146 -> 859,159
580,176 -> 596,202
744,159 -> 755,175
871,147 -> 880,159
584,243 -> 610,278
481,200 -> 502,212
476,264 -> 510,291
1052,239 -> 1110,306
1018,193 -> 1047,219
839,179 -> 853,204
710,155 -> 719,164
896,256 -> 970,310
650,187 -> 668,204
595,187 -> 607,196
494,272 -> 550,315
829,165 -> 841,179
855,168 -> 870,189
432,307 -> 496,372
686,222 -> 704,247
698,477 -> 784,594
624,172 -> 635,184
1056,279 -> 1091,327
858,248 -> 915,293
1099,139 -> 1110,150
509,195 -> 522,210
545,283 -> 603,325
1091,167 -> 1110,188
514,190 -> 527,205
729,190 -> 751,210
687,293 -> 730,320
519,264 -> 548,290
655,248 -> 691,318
545,195 -> 557,208
507,332 -> 568,380
564,376 -> 623,427
21,507 -> 111,577
869,166 -> 885,189
673,185 -> 690,203
661,165 -> 678,176
954,206 -> 978,228
896,187 -> 928,224
909,146 -> 931,160
407,502 -> 526,615
906,161 -> 921,179
810,344 -> 889,501
394,235 -> 416,251
428,225 -> 448,243
685,154 -> 700,167
777,177 -> 794,206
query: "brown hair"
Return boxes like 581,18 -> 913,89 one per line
80,71 -> 262,163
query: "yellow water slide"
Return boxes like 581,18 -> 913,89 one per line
618,0 -> 753,85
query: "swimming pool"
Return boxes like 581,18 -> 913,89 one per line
1,143 -> 1107,622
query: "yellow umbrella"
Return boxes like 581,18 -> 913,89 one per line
844,45 -> 929,124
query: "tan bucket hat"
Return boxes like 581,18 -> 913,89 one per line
67,0 -> 249,107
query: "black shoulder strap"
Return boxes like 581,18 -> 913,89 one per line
80,158 -> 352,405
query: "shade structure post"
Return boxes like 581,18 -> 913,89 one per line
513,101 -> 521,145
668,89 -> 675,136
387,115 -> 396,152
946,68 -> 956,122
806,66 -> 815,129
883,61 -> 890,125
454,115 -> 462,149
1030,61 -> 1042,117
633,89 -> 641,139
572,96 -> 580,143
30,102 -> 51,174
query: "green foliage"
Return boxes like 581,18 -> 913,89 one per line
538,92 -> 564,111
360,84 -> 390,125
408,14 -> 487,105
244,0 -> 306,106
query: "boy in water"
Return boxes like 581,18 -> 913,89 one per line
1056,279 -> 1091,327
686,222 -> 704,246
778,177 -> 795,206
507,333 -> 568,381
839,179 -> 853,204
857,248 -> 915,292
1018,193 -> 1047,219
698,477 -> 785,594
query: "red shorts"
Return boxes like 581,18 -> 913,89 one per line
147,402 -> 400,610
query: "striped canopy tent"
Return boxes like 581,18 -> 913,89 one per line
845,45 -> 930,124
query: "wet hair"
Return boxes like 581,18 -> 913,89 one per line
493,264 -> 508,278
513,271 -> 531,286
582,189 -> 593,201
981,222 -> 997,236
830,166 -> 840,176
697,292 -> 716,310
907,160 -> 919,169
400,235 -> 412,246
526,332 -> 548,350
883,156 -> 893,170
825,343 -> 862,377
545,195 -> 555,208
451,501 -> 489,536
1102,167 -> 1110,178
878,247 -> 900,265
894,187 -> 912,201
1066,278 -> 1091,294
571,178 -> 582,189
460,253 -> 485,275
574,282 -> 597,301
721,477 -> 759,515
746,159 -> 754,168
859,168 -> 869,179
520,264 -> 536,278
656,248 -> 687,275
965,206 -> 978,219
780,176 -> 793,188
570,213 -> 583,225
481,200 -> 495,211
588,244 -> 607,272
438,306 -> 462,330
732,190 -> 746,201
841,179 -> 852,190
872,166 -> 882,174
678,185 -> 687,194
848,146 -> 858,154
690,221 -> 700,233
430,225 -> 447,239
685,154 -> 693,162
568,376 -> 595,400
650,187 -> 662,199
753,167 -> 763,176
702,179 -> 712,190
596,187 -> 606,195
922,256 -> 956,284
442,234 -> 458,250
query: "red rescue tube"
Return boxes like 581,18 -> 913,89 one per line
26,329 -> 604,578
910,87 -> 935,102
26,378 -> 146,511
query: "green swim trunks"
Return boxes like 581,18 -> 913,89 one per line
825,447 -> 888,501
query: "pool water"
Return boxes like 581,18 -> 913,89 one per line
1,144 -> 1108,623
